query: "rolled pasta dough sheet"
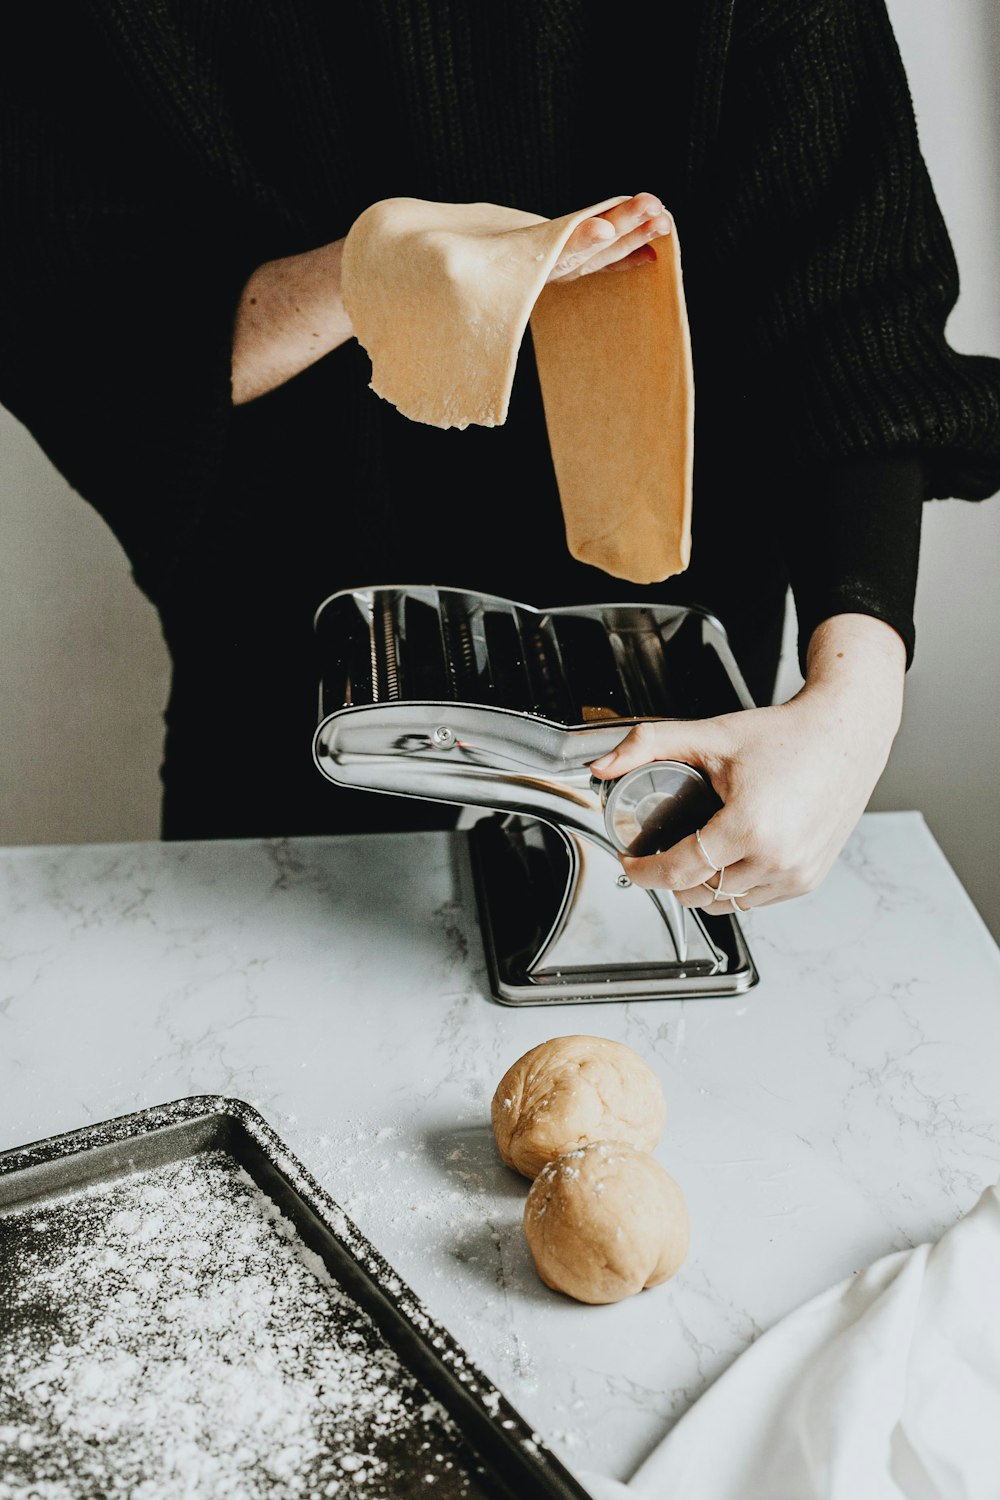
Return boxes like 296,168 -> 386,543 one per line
341,195 -> 693,583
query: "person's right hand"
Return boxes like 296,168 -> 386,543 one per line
546,193 -> 672,284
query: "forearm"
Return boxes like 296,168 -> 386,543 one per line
798,612 -> 906,765
231,239 -> 353,405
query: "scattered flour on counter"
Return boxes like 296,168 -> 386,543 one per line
282,1120 -> 553,1418
0,1151 -> 491,1500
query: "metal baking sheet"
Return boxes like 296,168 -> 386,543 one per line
0,1096 -> 593,1500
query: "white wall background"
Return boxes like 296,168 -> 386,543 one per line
2,0 -> 999,936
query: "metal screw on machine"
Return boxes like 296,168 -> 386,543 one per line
599,760 -> 722,859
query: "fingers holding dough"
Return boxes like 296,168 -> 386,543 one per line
340,194 -> 630,430
547,194 -> 671,282
340,192 -> 693,583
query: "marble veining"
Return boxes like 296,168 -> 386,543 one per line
1,812 -> 999,1485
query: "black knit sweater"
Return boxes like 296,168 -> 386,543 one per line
3,0 -> 999,692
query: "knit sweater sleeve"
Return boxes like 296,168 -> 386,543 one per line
691,0 -> 1000,668
0,15 -> 260,601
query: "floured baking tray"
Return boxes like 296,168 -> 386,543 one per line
0,1096 -> 593,1500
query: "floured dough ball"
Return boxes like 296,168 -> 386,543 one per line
523,1141 -> 689,1304
491,1035 -> 666,1180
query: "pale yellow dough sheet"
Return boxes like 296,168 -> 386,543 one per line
341,195 -> 694,583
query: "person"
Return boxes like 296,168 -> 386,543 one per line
2,0 -> 998,917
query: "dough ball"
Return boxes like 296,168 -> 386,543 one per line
491,1035 -> 666,1180
523,1141 -> 689,1304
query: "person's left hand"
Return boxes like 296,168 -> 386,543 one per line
546,193 -> 672,284
588,615 -> 907,914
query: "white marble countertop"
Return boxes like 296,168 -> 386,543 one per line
2,811 -> 1000,1488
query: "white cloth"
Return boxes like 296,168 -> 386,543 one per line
577,1182 -> 1000,1500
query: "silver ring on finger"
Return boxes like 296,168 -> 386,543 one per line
695,827 -> 722,874
731,894 -> 751,913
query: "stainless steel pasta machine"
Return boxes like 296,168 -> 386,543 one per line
313,584 -> 759,1005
